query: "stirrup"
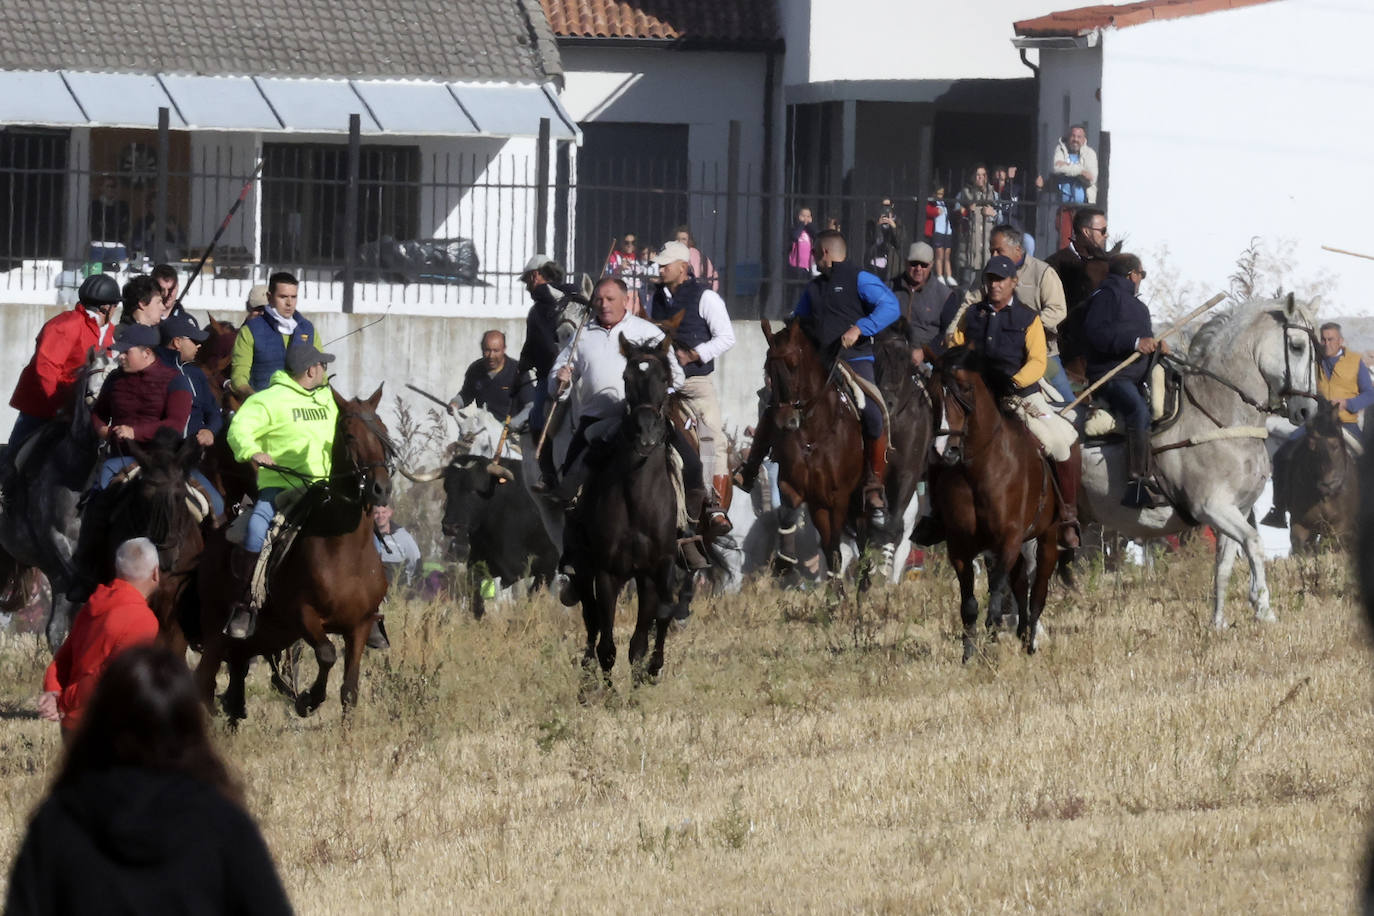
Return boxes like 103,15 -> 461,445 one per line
678,535 -> 711,570
1121,478 -> 1165,510
224,603 -> 256,640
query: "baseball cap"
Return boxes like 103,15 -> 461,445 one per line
520,254 -> 552,280
907,242 -> 934,265
652,241 -> 691,267
160,313 -> 209,344
285,340 -> 335,375
112,323 -> 161,352
246,284 -> 269,310
983,255 -> 1018,279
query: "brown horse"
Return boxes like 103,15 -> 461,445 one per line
191,386 -> 392,721
1288,403 -> 1358,554
195,314 -> 253,505
759,318 -> 865,579
927,347 -> 1064,662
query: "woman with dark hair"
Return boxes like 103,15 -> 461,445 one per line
6,646 -> 292,915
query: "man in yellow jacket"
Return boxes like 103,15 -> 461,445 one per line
223,340 -> 338,638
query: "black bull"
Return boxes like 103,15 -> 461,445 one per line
441,455 -> 557,615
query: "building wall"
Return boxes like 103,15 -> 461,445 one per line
1098,0 -> 1370,311
1034,45 -> 1102,179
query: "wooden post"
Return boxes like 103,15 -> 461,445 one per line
155,106 -> 169,266
342,113 -> 360,314
724,120 -> 741,309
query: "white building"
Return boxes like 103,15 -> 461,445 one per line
1014,0 -> 1372,314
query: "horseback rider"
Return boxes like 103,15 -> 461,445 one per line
917,255 -> 1081,548
648,239 -> 735,534
67,324 -> 195,602
790,229 -> 900,527
547,276 -> 720,561
157,314 -> 226,519
222,341 -> 338,639
228,272 -> 317,403
518,255 -> 583,491
3,274 -> 120,479
1263,321 -> 1373,527
1083,253 -> 1168,509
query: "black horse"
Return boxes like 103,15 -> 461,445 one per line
872,323 -> 934,578
563,335 -> 685,687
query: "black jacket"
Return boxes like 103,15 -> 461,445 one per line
518,282 -> 578,382
5,766 -> 292,915
459,358 -> 533,419
891,275 -> 951,351
1083,273 -> 1153,383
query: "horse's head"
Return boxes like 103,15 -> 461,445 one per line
1257,294 -> 1320,425
620,334 -> 673,409
763,319 -> 824,431
930,347 -> 994,466
119,429 -> 203,563
71,346 -> 114,437
335,384 -> 395,508
1303,402 -> 1354,499
625,403 -> 668,461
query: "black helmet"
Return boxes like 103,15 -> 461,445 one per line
77,274 -> 121,307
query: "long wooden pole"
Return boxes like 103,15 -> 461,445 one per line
1058,292 -> 1226,416
1321,244 -> 1374,262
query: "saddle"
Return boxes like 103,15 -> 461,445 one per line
1081,362 -> 1184,440
226,484 -> 355,610
833,360 -> 893,434
11,420 -> 66,482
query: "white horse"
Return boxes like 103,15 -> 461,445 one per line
1080,294 -> 1319,628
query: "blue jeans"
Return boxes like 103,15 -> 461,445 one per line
1096,377 -> 1150,432
846,357 -> 884,439
1044,355 -> 1074,403
529,383 -> 550,435
98,456 -> 226,517
244,487 -> 283,553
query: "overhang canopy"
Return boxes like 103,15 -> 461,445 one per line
0,70 -> 581,141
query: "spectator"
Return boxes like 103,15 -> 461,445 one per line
12,644 -> 292,914
991,166 -> 1034,257
673,225 -> 719,291
956,165 -> 998,286
604,233 -> 654,315
1048,124 -> 1098,248
372,505 -> 422,587
863,197 -> 903,284
891,241 -> 951,366
38,537 -> 161,738
450,330 -> 533,423
925,185 -> 955,286
243,283 -> 268,324
825,217 -> 841,232
132,191 -> 186,260
604,233 -> 638,277
88,177 -> 130,251
787,207 -> 816,281
150,264 -> 180,318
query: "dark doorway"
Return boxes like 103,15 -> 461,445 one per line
574,122 -> 689,277
0,128 -> 68,266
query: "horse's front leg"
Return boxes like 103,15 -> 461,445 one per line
339,617 -> 371,714
628,571 -> 658,682
1198,502 -> 1270,626
1025,535 -> 1058,654
648,558 -> 679,679
223,650 -> 250,724
594,571 -> 620,680
949,549 -> 980,663
296,607 -> 337,717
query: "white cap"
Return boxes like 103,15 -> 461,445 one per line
652,241 -> 691,267
521,254 -> 552,278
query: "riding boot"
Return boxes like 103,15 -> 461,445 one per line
224,546 -> 261,640
66,488 -> 114,603
1122,427 -> 1165,510
679,488 -> 712,570
1260,443 -> 1290,528
703,480 -> 732,537
1053,448 -> 1082,550
712,473 -> 734,515
863,432 -> 890,529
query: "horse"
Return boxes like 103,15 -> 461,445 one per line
1078,294 -> 1319,628
928,346 -> 1065,661
1286,402 -> 1357,554
871,324 -> 934,580
0,348 -> 112,649
563,336 -> 684,686
759,318 -> 867,580
191,386 -> 393,721
94,429 -> 208,652
195,314 -> 254,506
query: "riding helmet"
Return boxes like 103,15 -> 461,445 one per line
77,273 -> 121,307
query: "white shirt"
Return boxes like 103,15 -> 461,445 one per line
550,313 -> 685,424
657,283 -> 736,366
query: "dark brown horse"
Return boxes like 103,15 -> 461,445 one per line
927,347 -> 1064,661
195,314 -> 253,506
759,318 -> 865,579
191,386 -> 392,721
872,323 -> 934,579
1288,403 -> 1358,553
564,336 -> 683,687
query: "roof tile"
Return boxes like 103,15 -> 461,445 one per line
1015,0 -> 1277,37
540,0 -> 779,45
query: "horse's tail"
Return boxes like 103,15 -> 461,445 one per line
0,551 -> 34,613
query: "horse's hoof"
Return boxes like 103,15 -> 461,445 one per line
294,695 -> 321,718
1255,610 -> 1278,624
961,640 -> 976,664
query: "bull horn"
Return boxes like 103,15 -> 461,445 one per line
399,465 -> 445,483
485,460 -> 514,482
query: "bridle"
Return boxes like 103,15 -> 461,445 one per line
766,345 -> 840,432
1273,312 -> 1319,409
341,405 -> 396,498
932,368 -> 1001,467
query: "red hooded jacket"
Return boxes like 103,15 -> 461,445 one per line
43,580 -> 158,732
10,306 -> 115,419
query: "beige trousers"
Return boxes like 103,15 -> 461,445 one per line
1006,390 -> 1077,462
679,374 -> 722,480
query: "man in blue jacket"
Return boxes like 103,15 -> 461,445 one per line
1083,253 -> 1167,508
228,272 -> 316,402
791,229 -> 900,526
158,314 -> 225,519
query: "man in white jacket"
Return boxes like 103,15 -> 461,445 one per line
1052,125 -> 1098,205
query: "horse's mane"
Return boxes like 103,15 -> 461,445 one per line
872,323 -> 911,382
1189,296 -> 1318,361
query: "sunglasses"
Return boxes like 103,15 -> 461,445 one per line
908,261 -> 931,268
1130,268 -> 1148,279
1090,225 -> 1108,235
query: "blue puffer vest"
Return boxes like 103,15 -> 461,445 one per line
650,279 -> 715,378
247,313 -> 316,391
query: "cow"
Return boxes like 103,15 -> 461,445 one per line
441,455 -> 558,618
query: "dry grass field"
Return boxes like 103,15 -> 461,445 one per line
0,542 -> 1369,914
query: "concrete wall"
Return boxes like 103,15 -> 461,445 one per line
1095,0 -> 1370,313
1034,45 -> 1102,179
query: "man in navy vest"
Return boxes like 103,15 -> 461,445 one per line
228,272 -> 317,402
649,240 -> 735,535
792,230 -> 900,526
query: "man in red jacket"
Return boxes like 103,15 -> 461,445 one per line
5,274 -> 120,455
39,537 -> 160,738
